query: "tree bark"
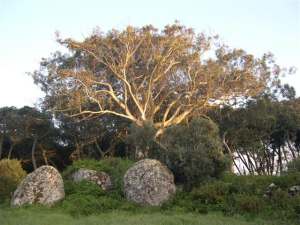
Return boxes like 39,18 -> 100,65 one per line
7,143 -> 14,159
222,134 -> 242,175
42,150 -> 48,165
287,139 -> 296,160
278,147 -> 283,174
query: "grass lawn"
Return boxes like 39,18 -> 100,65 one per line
0,207 -> 292,225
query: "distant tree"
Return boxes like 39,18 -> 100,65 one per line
211,93 -> 300,175
0,107 -> 59,170
55,114 -> 127,160
16,107 -> 56,170
0,107 -> 24,159
32,23 -> 283,138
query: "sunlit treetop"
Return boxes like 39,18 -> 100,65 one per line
32,23 -> 288,136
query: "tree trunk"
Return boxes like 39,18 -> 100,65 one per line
287,139 -> 296,160
95,141 -> 105,158
7,144 -> 14,159
42,150 -> 48,165
236,150 -> 251,174
31,136 -> 38,170
38,144 -> 49,165
222,134 -> 242,175
278,147 -> 283,174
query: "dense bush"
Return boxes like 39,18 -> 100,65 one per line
61,180 -> 136,216
233,194 -> 264,214
63,157 -> 134,194
161,173 -> 299,223
191,181 -> 230,206
61,158 -> 137,216
0,159 -> 26,200
160,118 -> 230,189
222,172 -> 300,190
59,172 -> 300,219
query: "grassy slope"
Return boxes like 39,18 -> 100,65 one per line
1,208 -> 289,225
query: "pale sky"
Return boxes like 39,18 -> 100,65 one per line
0,0 -> 299,107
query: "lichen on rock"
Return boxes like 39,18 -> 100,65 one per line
71,168 -> 112,191
11,165 -> 65,207
124,159 -> 176,206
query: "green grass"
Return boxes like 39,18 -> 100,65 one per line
0,207 -> 293,225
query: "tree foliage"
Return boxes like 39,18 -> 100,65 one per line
211,94 -> 300,175
32,23 -> 283,137
56,114 -> 130,160
0,107 -> 62,170
0,106 -> 132,171
126,121 -> 157,159
159,118 -> 229,189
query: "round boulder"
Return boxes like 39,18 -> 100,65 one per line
71,168 -> 112,191
124,159 -> 176,206
11,166 -> 65,207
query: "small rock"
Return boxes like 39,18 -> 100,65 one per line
264,183 -> 278,198
124,159 -> 176,206
71,168 -> 112,191
11,166 -> 65,207
288,185 -> 300,196
268,183 -> 277,189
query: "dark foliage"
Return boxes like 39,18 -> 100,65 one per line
159,118 -> 230,189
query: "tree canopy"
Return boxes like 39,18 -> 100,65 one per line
32,23 -> 283,136
211,94 -> 300,175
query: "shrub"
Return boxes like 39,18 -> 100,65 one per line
64,180 -> 105,196
161,190 -> 192,211
0,159 -> 26,200
191,181 -> 230,206
292,196 -> 300,218
61,180 -> 127,216
272,172 -> 300,189
222,172 -> 300,194
63,157 -> 134,194
268,189 -> 291,209
222,173 -> 273,195
0,177 -> 15,202
160,118 -> 230,189
62,158 -> 140,216
234,194 -> 264,214
189,174 -> 300,218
